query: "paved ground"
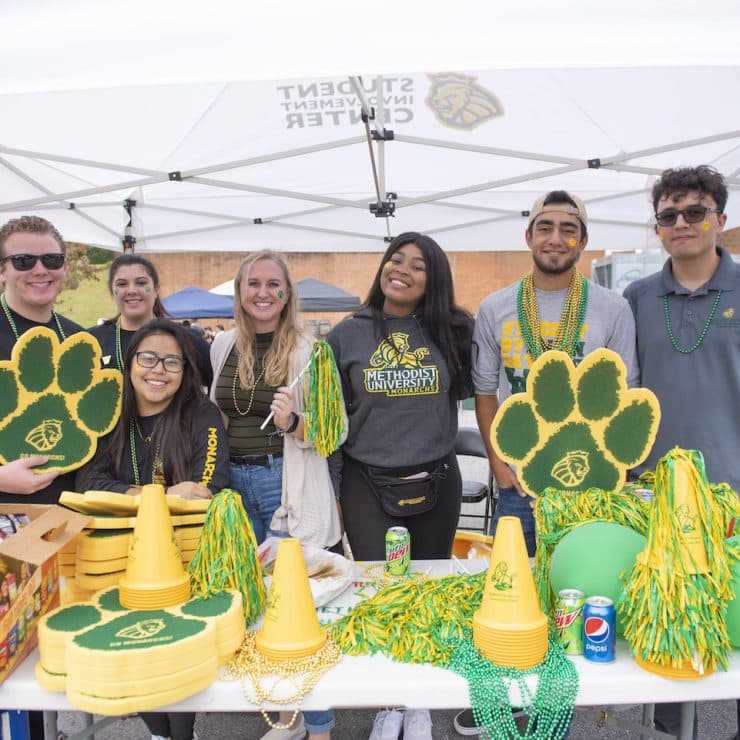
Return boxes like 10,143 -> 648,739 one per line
58,701 -> 740,739
55,410 -> 739,739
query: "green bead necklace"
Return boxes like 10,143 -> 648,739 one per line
517,272 -> 589,359
114,318 -> 124,370
1,292 -> 66,341
448,637 -> 578,740
663,290 -> 722,354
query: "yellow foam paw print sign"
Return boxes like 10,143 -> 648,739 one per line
491,349 -> 660,497
0,327 -> 122,472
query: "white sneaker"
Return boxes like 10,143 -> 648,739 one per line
368,709 -> 403,740
259,716 -> 307,740
402,709 -> 433,740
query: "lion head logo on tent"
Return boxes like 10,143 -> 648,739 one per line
425,73 -> 504,130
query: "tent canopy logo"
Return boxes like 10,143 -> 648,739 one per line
425,73 -> 504,130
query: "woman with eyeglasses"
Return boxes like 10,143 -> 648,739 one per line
75,318 -> 228,740
87,254 -> 213,389
77,318 -> 229,499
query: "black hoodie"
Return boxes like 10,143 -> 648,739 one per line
327,308 -> 458,468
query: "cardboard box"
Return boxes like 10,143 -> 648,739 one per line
0,504 -> 89,684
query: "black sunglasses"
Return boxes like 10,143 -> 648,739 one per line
655,205 -> 721,227
0,253 -> 66,271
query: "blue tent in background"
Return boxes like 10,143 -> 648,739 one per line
162,286 -> 234,319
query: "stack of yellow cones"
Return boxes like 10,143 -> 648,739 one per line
59,518 -> 204,605
472,516 -> 548,669
118,484 -> 190,609
255,538 -> 327,660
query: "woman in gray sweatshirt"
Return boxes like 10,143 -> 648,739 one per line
327,232 -> 473,561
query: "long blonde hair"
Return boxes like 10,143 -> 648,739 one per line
233,250 -> 300,388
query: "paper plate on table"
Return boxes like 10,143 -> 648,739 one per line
550,521 -> 646,636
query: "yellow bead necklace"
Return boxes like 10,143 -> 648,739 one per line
517,270 -> 588,358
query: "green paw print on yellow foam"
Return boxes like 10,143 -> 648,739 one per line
0,327 -> 122,472
491,349 -> 661,497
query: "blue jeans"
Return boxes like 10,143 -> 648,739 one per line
303,710 -> 334,734
228,456 -> 284,544
489,486 -> 536,556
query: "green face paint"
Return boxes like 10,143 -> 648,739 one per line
277,290 -> 284,299
144,286 -> 152,293
113,288 -> 120,296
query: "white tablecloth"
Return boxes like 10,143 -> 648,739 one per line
2,560 -> 739,712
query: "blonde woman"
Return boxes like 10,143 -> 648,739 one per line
210,250 -> 345,740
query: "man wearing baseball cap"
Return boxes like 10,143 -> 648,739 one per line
472,190 -> 638,552
458,190 -> 638,735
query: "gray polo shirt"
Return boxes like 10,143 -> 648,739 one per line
473,279 -> 638,403
624,247 -> 740,491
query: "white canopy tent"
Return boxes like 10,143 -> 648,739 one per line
1,0 -> 739,254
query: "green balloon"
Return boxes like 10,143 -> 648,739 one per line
550,521 -> 646,637
724,535 -> 740,648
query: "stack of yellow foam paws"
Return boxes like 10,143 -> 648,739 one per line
35,588 -> 245,714
60,490 -> 211,517
66,610 -> 217,714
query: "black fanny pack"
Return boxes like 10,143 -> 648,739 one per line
365,460 -> 447,517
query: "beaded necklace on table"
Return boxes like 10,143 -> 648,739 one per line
663,290 -> 722,354
516,271 -> 588,359
1,292 -> 66,341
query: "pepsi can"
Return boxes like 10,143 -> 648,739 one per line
583,596 -> 616,662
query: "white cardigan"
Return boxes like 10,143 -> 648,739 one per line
210,329 -> 345,548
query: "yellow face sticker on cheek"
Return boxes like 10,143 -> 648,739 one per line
384,261 -> 393,272
568,238 -> 577,248
702,221 -> 711,231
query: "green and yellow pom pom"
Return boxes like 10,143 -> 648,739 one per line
303,340 -> 345,457
618,448 -> 740,674
189,490 -> 265,623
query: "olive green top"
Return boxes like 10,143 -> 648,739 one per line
214,332 -> 285,456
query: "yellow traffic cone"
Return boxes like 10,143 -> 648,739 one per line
119,484 -> 190,609
255,538 -> 326,660
473,516 -> 547,668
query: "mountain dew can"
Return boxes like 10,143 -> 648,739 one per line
555,588 -> 585,655
385,527 -> 410,576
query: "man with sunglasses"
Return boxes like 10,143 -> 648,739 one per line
624,165 -> 738,740
0,215 -> 83,504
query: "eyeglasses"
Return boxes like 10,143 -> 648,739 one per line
0,253 -> 66,271
655,205 -> 721,227
134,351 -> 185,373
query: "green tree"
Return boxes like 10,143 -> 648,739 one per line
61,243 -> 101,292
